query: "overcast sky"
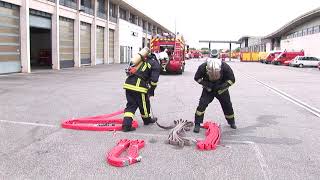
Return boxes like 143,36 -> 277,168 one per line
125,0 -> 319,49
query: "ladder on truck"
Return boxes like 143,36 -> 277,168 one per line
174,38 -> 181,60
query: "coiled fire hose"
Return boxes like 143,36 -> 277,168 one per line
157,119 -> 194,147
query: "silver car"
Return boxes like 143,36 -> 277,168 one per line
290,56 -> 320,68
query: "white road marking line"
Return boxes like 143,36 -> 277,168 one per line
116,131 -> 169,138
0,119 -> 58,128
240,72 -> 320,117
224,140 -> 271,180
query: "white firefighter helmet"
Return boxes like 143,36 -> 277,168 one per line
206,59 -> 222,81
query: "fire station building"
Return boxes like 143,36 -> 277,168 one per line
0,0 -> 172,74
239,7 -> 320,57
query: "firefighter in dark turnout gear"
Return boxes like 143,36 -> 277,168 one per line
122,48 -> 161,132
193,59 -> 236,133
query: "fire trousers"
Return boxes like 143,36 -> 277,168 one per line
195,89 -> 235,125
123,90 -> 152,126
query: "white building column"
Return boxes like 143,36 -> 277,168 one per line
114,4 -> 120,63
104,0 -> 109,64
91,0 -> 97,66
20,0 -> 30,73
52,1 -> 60,70
74,1 -> 81,67
145,22 -> 149,47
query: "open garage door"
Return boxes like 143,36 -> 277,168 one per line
0,2 -> 21,74
29,9 -> 52,70
96,26 -> 104,65
80,22 -> 91,65
59,17 -> 74,68
108,29 -> 115,63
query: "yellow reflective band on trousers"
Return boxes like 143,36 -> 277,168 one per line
218,88 -> 228,95
136,78 -> 141,87
227,80 -> 234,86
196,110 -> 205,116
150,81 -> 157,86
124,112 -> 134,118
147,63 -> 151,69
225,114 -> 234,119
141,93 -> 149,118
141,114 -> 149,118
123,83 -> 148,93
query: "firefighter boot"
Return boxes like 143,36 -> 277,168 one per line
227,119 -> 237,129
193,123 -> 201,133
122,125 -> 136,132
143,117 -> 157,125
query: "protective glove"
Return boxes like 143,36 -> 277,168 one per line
214,82 -> 230,94
202,86 -> 212,92
148,86 -> 155,97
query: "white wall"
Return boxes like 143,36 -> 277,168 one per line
118,19 -> 143,56
281,33 -> 320,57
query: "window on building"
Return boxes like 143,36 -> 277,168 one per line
80,0 -> 93,15
293,32 -> 298,38
148,23 -> 152,32
81,0 -> 91,8
153,26 -> 157,34
59,0 -> 77,9
119,8 -> 127,20
307,27 -> 314,35
302,29 -> 307,36
97,0 -> 106,19
143,20 -> 147,30
130,13 -> 137,24
138,18 -> 142,27
297,30 -> 302,37
109,3 -> 116,18
314,25 -> 319,33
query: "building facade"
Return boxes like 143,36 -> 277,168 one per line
239,7 -> 320,57
0,0 -> 172,74
238,36 -> 266,52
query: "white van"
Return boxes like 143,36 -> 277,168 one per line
290,56 -> 320,68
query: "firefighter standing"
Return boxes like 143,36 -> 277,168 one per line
122,47 -> 161,132
193,59 -> 237,133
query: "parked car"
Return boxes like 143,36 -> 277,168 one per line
290,56 -> 320,68
318,62 -> 320,70
272,51 -> 304,65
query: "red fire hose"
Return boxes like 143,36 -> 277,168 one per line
107,139 -> 145,167
61,109 -> 138,131
197,122 -> 221,150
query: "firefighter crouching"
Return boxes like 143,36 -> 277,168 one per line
193,59 -> 237,133
122,47 -> 161,132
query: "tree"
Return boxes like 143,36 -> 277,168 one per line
234,47 -> 241,52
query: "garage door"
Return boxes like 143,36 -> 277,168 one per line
59,17 -> 74,68
108,29 -> 114,63
96,26 -> 104,65
80,22 -> 91,65
0,2 -> 20,74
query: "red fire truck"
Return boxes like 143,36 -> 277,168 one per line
150,35 -> 186,74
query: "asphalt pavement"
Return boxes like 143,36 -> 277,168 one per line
1,59 -> 320,180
